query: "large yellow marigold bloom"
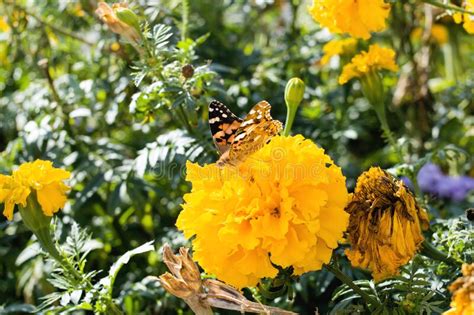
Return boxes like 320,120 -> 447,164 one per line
320,38 -> 358,65
308,0 -> 391,39
345,167 -> 430,281
453,1 -> 474,34
444,263 -> 474,315
0,160 -> 70,220
339,44 -> 398,85
176,135 -> 350,289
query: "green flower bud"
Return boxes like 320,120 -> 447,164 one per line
115,7 -> 141,34
284,77 -> 305,109
359,70 -> 384,111
283,77 -> 305,136
19,194 -> 52,234
19,194 -> 62,261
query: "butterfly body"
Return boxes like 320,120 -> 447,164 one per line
209,100 -> 283,167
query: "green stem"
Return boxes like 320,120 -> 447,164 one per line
107,301 -> 124,315
181,0 -> 189,41
324,263 -> 381,309
283,106 -> 297,136
420,240 -> 462,266
374,107 -> 403,162
421,0 -> 474,15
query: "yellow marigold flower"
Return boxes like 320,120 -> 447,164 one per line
453,1 -> 474,34
308,0 -> 391,39
0,160 -> 70,220
176,135 -> 350,289
338,44 -> 398,85
444,263 -> 474,315
320,38 -> 358,65
345,167 -> 430,281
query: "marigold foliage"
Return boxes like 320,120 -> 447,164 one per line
176,135 -> 350,289
338,44 -> 398,85
444,263 -> 474,315
0,160 -> 70,220
308,0 -> 391,39
345,167 -> 430,281
320,38 -> 358,65
453,1 -> 474,34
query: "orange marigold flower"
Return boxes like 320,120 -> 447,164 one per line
176,135 -> 350,289
345,167 -> 430,281
320,38 -> 358,66
308,0 -> 391,39
0,160 -> 70,220
453,1 -> 474,34
443,263 -> 474,315
339,44 -> 398,85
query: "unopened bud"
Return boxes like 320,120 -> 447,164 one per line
283,77 -> 305,136
360,70 -> 385,110
284,77 -> 305,109
115,7 -> 140,33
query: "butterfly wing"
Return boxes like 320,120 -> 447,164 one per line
209,100 -> 243,155
227,100 -> 282,162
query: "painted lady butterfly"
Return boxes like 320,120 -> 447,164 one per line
209,100 -> 283,167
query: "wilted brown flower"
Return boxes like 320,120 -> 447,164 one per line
345,167 -> 430,281
95,2 -> 141,44
158,244 -> 296,315
444,263 -> 474,315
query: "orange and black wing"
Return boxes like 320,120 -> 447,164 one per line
209,100 -> 243,155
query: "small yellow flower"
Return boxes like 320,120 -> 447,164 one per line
176,135 -> 350,289
411,24 -> 449,46
339,44 -> 398,85
431,24 -> 449,45
320,38 -> 358,66
443,263 -> 474,315
345,167 -> 430,281
0,16 -> 10,33
308,0 -> 391,39
95,2 -> 141,43
453,1 -> 474,34
0,160 -> 70,220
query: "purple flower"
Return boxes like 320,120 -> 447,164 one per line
417,163 -> 474,202
417,163 -> 444,194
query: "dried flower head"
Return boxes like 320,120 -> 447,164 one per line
444,263 -> 474,315
345,167 -> 430,281
177,135 -> 350,289
158,244 -> 296,314
96,2 -> 141,43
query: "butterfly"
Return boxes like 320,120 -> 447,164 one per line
209,100 -> 283,167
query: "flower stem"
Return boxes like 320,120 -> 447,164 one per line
421,0 -> 474,15
282,106 -> 297,136
324,263 -> 381,309
420,240 -> 462,266
374,107 -> 403,162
